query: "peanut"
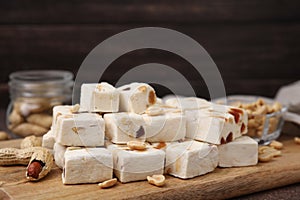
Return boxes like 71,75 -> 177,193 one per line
70,104 -> 80,113
12,123 -> 48,137
27,114 -> 53,129
269,140 -> 283,150
258,146 -> 281,162
0,147 -> 53,181
20,136 -> 42,149
17,97 -> 53,116
0,147 -> 37,165
8,109 -> 24,129
237,99 -> 283,138
27,161 -> 43,179
127,141 -> 147,151
0,131 -> 9,141
98,178 -> 118,189
295,137 -> 300,145
26,147 -> 53,181
147,175 -> 166,187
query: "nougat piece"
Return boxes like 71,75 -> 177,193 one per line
143,113 -> 186,143
42,129 -> 55,150
56,113 -> 105,147
63,148 -> 113,184
106,142 -> 165,183
104,112 -> 146,144
218,136 -> 258,167
53,142 -> 66,169
118,82 -> 157,114
52,105 -> 73,127
165,97 -> 211,111
80,82 -> 119,112
185,104 -> 248,145
165,140 -> 218,179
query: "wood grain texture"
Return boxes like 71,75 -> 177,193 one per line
0,23 -> 299,86
0,137 -> 299,200
0,0 -> 299,24
0,1 -> 299,109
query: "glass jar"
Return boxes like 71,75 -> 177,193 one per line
7,70 -> 74,138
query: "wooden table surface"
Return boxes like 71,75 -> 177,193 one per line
0,136 -> 300,200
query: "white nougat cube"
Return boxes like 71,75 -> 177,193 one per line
104,112 -> 146,144
143,113 -> 186,142
185,104 -> 248,145
165,140 -> 218,179
218,136 -> 258,167
63,148 -> 113,184
42,129 -> 55,150
53,142 -> 66,169
80,82 -> 119,112
106,142 -> 165,183
56,113 -> 105,147
118,82 -> 157,114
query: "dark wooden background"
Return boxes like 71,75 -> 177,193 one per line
0,0 -> 300,109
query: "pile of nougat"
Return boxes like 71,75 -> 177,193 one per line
42,82 -> 258,184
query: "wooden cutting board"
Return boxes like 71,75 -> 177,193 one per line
0,136 -> 300,200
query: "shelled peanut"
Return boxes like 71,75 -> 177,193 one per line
234,99 -> 282,138
8,97 -> 61,137
0,146 -> 53,181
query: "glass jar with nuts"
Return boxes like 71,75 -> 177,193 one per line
214,95 -> 287,145
7,70 -> 73,138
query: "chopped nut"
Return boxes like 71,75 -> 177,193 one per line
70,104 -> 80,113
294,137 -> 300,145
127,141 -> 147,151
269,140 -> 283,150
147,175 -> 165,187
98,178 -> 117,189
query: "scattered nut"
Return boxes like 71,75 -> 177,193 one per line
20,136 -> 42,149
0,147 -> 53,181
269,140 -> 283,150
98,178 -> 118,189
295,137 -> 300,145
0,131 -> 9,141
147,175 -> 165,187
127,141 -> 147,151
26,147 -> 53,181
258,146 -> 281,162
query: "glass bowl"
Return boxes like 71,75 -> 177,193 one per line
213,95 -> 287,145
